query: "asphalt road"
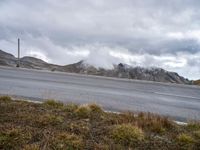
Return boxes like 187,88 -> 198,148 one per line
0,66 -> 200,121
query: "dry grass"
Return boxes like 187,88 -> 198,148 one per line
43,99 -> 64,108
111,124 -> 144,146
0,96 -> 12,102
193,79 -> 200,85
1,96 -> 200,149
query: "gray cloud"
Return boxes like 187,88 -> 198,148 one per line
0,0 -> 200,79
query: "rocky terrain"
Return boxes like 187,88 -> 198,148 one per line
0,49 -> 192,84
0,50 -> 17,67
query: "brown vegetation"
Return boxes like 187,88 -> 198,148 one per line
0,96 -> 200,149
193,79 -> 200,86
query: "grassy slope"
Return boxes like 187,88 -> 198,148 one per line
0,96 -> 200,150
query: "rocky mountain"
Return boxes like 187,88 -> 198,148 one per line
55,62 -> 191,84
19,56 -> 60,70
0,50 -> 17,66
0,49 -> 59,70
0,49 -> 192,84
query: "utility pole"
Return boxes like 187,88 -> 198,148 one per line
17,38 -> 20,67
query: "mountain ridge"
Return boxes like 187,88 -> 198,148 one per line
0,49 -> 192,84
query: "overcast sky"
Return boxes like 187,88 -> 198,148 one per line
0,0 -> 200,79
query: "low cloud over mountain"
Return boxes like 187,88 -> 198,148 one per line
0,49 -> 191,84
0,0 -> 200,79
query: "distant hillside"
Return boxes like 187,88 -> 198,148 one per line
0,50 -> 17,66
0,49 -> 192,84
0,49 -> 60,70
54,62 -> 191,84
193,80 -> 200,86
19,56 -> 61,70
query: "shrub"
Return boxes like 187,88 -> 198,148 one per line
193,131 -> 200,149
88,103 -> 103,113
187,122 -> 200,131
88,104 -> 104,120
193,130 -> 200,139
177,133 -> 194,144
67,122 -> 89,135
138,112 -> 145,119
50,133 -> 84,150
75,104 -> 103,119
43,100 -> 64,108
119,112 -> 136,124
23,144 -> 40,150
111,124 -> 144,146
136,112 -> 172,133
36,114 -> 64,126
93,143 -> 109,150
150,123 -> 166,134
0,96 -> 12,102
63,103 -> 78,113
0,128 -> 31,150
75,105 -> 91,118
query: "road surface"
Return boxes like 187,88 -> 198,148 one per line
0,66 -> 200,121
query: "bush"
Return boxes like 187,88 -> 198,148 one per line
177,133 -> 194,144
50,133 -> 84,150
0,128 -> 31,150
149,121 -> 166,134
88,104 -> 104,120
111,124 -> 144,146
75,105 -> 91,118
119,112 -> 136,124
137,112 -> 172,133
43,100 -> 64,108
88,103 -> 103,113
74,104 -> 104,119
193,131 -> 200,149
23,144 -> 40,150
193,130 -> 200,139
67,122 -> 89,136
63,103 -> 78,113
93,143 -> 109,150
187,122 -> 200,131
0,96 -> 12,102
36,114 -> 64,126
